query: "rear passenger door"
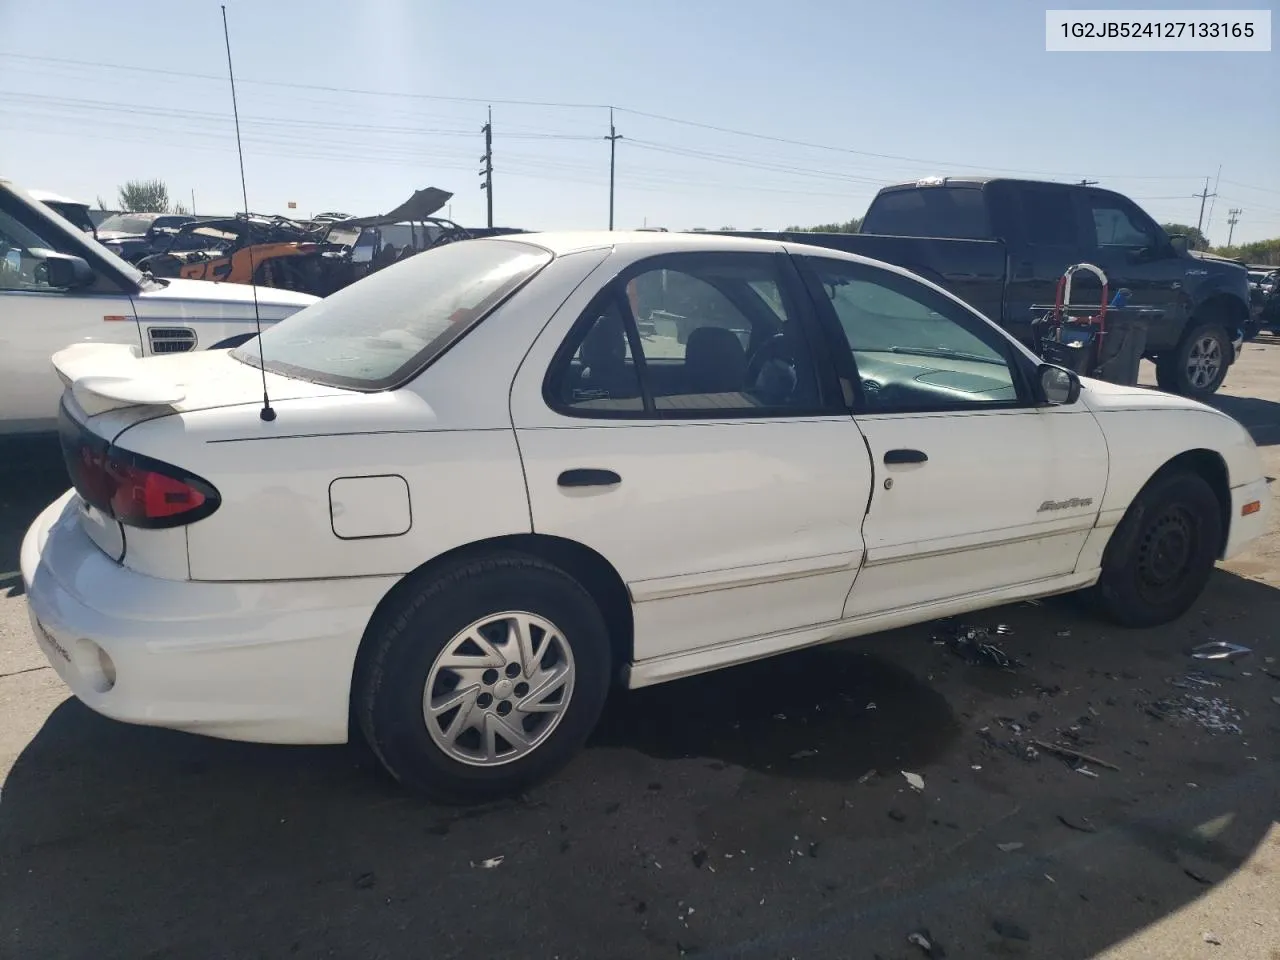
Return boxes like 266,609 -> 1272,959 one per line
510,250 -> 874,671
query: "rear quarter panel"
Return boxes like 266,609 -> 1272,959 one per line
114,245 -> 612,582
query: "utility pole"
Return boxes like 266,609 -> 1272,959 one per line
480,106 -> 493,229
604,108 -> 623,230
1195,176 -> 1217,233
1226,208 -> 1242,246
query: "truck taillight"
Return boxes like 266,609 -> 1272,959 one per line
58,405 -> 219,529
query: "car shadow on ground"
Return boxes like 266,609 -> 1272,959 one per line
2,570 -> 1278,960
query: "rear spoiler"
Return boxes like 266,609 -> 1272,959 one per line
51,342 -> 186,416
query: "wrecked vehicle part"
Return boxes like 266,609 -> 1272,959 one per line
1189,641 -> 1252,661
936,623 -> 1024,669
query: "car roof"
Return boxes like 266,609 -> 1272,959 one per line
484,229 -> 955,284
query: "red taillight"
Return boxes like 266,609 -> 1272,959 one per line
58,401 -> 219,529
107,460 -> 208,524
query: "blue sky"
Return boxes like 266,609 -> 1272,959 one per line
1,0 -> 1276,243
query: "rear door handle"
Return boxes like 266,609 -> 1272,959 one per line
884,449 -> 928,465
557,468 -> 622,488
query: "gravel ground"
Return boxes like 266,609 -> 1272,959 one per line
2,347 -> 1279,960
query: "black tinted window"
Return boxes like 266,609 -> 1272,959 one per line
862,187 -> 991,239
1019,187 -> 1078,245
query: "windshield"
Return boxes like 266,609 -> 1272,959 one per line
98,213 -> 159,234
5,184 -> 146,286
233,238 -> 552,389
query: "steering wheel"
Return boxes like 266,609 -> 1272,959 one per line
745,332 -> 799,403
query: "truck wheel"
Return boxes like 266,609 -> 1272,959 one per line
1155,323 -> 1231,397
1086,469 -> 1222,628
355,553 -> 612,804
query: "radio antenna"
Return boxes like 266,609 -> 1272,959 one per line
221,4 -> 275,422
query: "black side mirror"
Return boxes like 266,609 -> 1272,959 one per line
1038,363 -> 1081,405
40,252 -> 95,290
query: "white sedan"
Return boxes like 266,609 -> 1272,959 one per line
21,231 -> 1270,802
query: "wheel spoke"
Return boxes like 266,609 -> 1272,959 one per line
437,688 -> 480,743
507,615 -> 538,677
519,664 -> 571,713
436,630 -> 505,670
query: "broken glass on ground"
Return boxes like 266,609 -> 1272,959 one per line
1190,641 -> 1252,661
937,623 -> 1024,669
1146,681 -> 1244,735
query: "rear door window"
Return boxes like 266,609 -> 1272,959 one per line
862,186 -> 992,239
1017,186 -> 1080,246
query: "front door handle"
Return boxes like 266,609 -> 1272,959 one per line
558,468 -> 622,488
884,449 -> 928,465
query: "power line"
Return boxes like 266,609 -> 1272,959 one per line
0,50 -> 1223,185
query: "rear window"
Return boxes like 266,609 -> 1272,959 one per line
861,186 -> 992,239
233,238 -> 552,390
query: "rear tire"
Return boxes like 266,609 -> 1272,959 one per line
1086,470 -> 1222,628
355,553 -> 612,804
1155,323 -> 1231,397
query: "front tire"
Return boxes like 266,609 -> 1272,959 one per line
1155,323 -> 1231,397
1087,470 -> 1222,628
355,553 -> 612,804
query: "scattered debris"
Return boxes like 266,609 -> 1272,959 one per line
1190,641 -> 1252,661
971,764 -> 983,771
996,842 -> 1024,853
789,749 -> 819,760
908,928 -> 946,958
978,728 -> 1040,762
992,919 -> 1031,942
353,872 -> 376,890
1057,814 -> 1097,833
857,769 -> 878,785
995,623 -> 1013,635
1147,692 -> 1244,734
773,713 -> 787,720
903,771 -> 925,791
1032,739 -> 1121,772
474,856 -> 505,869
1170,671 -> 1222,689
938,624 -> 1024,669
1202,931 -> 1223,946
1057,630 -> 1071,638
866,702 -> 878,711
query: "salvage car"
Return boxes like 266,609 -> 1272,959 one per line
96,212 -> 199,263
22,231 -> 1270,803
0,176 -> 316,435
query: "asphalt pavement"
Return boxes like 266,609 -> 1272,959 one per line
2,348 -> 1279,960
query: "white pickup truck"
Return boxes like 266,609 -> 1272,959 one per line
0,177 -> 318,435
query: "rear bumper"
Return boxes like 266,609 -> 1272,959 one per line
20,490 -> 398,745
1223,476 -> 1271,560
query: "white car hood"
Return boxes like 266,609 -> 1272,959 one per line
135,277 -> 318,320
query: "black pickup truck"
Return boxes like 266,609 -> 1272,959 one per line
725,177 -> 1252,397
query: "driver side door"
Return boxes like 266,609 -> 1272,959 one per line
793,254 -> 1109,618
